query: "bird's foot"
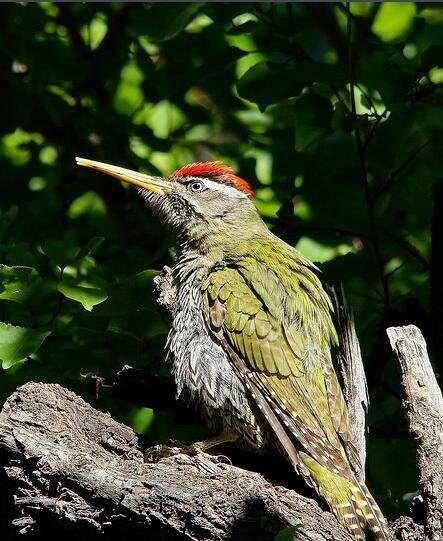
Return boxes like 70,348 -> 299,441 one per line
182,442 -> 232,465
143,438 -> 232,466
143,440 -> 182,463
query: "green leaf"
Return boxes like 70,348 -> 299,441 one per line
294,94 -> 333,151
6,242 -> 41,268
0,265 -> 42,304
237,61 -> 345,110
237,61 -> 304,110
74,236 -> 105,261
107,313 -> 167,341
68,191 -> 107,219
0,205 -> 18,242
0,323 -> 51,369
41,240 -> 79,269
94,270 -> 159,316
58,282 -> 108,312
41,237 -> 104,270
226,20 -> 258,35
130,407 -> 155,434
274,525 -> 301,541
357,51 -> 417,110
371,2 -> 416,42
131,3 -> 203,42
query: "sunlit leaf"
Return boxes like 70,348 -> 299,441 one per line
372,2 -> 417,42
58,282 -> 108,312
274,526 -> 301,541
113,61 -> 145,115
68,192 -> 107,219
130,407 -> 155,434
0,323 -> 51,369
0,265 -> 42,304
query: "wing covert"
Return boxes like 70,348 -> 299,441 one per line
202,263 -> 357,467
203,266 -> 304,378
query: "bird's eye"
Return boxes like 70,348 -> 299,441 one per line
188,180 -> 205,193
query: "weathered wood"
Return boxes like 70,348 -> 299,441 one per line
1,276 -> 438,540
328,285 -> 369,479
0,382 -> 352,541
387,325 -> 443,541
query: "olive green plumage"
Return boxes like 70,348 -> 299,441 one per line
201,237 -> 388,540
77,158 -> 390,541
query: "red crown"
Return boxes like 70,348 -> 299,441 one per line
171,161 -> 253,198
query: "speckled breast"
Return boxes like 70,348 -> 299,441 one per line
167,263 -> 267,451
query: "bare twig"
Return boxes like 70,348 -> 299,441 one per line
377,140 -> 432,197
362,110 -> 388,152
387,325 -> 443,541
384,233 -> 430,271
346,2 -> 390,310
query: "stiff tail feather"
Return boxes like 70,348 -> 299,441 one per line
350,476 -> 390,541
331,478 -> 390,540
225,343 -> 390,540
299,453 -> 390,540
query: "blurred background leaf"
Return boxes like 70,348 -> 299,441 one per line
0,1 -> 442,520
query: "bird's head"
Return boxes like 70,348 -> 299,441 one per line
76,158 -> 263,246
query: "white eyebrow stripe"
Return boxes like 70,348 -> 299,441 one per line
175,176 -> 248,198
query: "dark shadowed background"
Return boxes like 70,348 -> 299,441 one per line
0,1 -> 442,521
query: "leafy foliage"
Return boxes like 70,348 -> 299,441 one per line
0,2 -> 442,520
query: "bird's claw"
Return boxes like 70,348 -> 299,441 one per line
182,442 -> 232,464
144,440 -> 232,466
143,442 -> 182,463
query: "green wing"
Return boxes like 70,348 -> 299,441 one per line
202,259 -> 358,469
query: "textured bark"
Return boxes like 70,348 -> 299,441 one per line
387,325 -> 443,541
328,285 -> 368,479
0,274 -> 440,540
0,382 -> 352,541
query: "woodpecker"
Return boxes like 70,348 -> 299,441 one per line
76,157 -> 390,540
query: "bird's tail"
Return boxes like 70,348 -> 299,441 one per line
351,477 -> 390,541
299,452 -> 390,540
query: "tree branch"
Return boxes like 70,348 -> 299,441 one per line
0,279 -> 438,540
0,382 -> 352,541
387,325 -> 443,540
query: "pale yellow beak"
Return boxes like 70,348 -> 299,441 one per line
75,157 -> 169,195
